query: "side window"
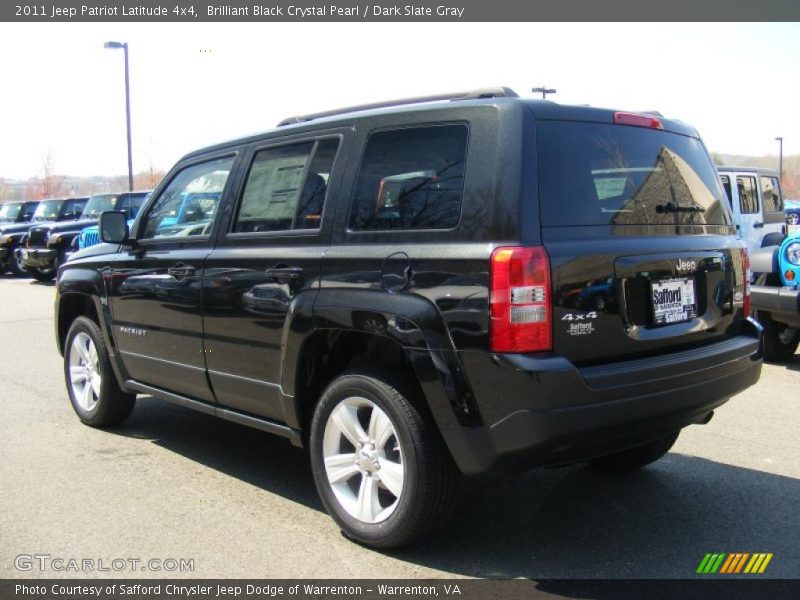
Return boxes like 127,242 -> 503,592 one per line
233,138 -> 339,233
719,175 -> 732,207
760,176 -> 783,213
62,200 -> 81,219
141,156 -> 234,240
736,176 -> 758,215
124,195 -> 146,220
349,124 -> 468,231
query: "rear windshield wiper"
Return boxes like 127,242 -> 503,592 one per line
656,201 -> 705,213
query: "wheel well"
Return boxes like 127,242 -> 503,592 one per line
293,330 -> 423,440
58,294 -> 99,354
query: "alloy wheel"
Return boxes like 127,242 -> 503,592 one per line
68,332 -> 101,411
322,396 -> 404,524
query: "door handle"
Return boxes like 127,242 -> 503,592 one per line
753,222 -> 764,229
168,263 -> 196,279
265,267 -> 304,283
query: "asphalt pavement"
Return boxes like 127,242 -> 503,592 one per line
1,274 -> 798,579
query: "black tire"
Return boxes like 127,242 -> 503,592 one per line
760,311 -> 800,362
590,431 -> 680,472
63,316 -> 136,427
309,369 -> 459,549
8,245 -> 27,276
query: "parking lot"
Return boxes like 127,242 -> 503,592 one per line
1,274 -> 798,579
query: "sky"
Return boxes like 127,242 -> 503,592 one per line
0,22 -> 798,180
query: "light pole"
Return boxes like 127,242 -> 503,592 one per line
532,86 -> 556,100
775,137 -> 783,181
105,41 -> 133,192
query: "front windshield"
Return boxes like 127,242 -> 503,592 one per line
81,195 -> 119,218
0,203 -> 22,221
33,200 -> 63,221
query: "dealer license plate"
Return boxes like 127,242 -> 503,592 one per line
651,278 -> 697,325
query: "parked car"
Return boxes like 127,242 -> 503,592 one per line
785,199 -> 800,230
717,167 -> 786,254
23,193 -> 150,281
750,229 -> 800,360
72,192 -> 151,253
56,88 -> 762,548
0,200 -> 41,275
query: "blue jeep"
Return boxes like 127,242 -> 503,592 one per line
750,231 -> 800,360
75,192 -> 150,251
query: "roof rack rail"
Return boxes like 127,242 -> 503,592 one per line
277,87 -> 519,127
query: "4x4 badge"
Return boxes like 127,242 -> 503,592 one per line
561,312 -> 598,321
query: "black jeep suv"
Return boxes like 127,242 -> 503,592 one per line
0,200 -> 40,275
24,192 -> 149,282
20,197 -> 89,280
55,88 -> 762,548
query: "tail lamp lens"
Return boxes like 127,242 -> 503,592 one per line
490,246 -> 552,353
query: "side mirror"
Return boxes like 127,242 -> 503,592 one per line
100,211 -> 129,244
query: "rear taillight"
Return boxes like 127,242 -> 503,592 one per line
490,246 -> 552,353
742,248 -> 751,316
613,111 -> 663,129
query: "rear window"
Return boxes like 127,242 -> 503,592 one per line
538,122 -> 731,227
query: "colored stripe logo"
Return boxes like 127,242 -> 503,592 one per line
697,553 -> 773,574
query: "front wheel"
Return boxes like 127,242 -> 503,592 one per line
8,246 -> 27,276
760,311 -> 800,362
64,316 -> 136,427
590,431 -> 680,472
309,370 -> 459,549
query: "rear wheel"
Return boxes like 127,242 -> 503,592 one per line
309,370 -> 458,548
760,311 -> 800,362
590,431 -> 680,472
64,316 -> 136,426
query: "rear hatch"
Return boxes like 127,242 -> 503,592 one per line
536,116 -> 748,365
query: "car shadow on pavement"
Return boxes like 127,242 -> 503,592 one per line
111,397 -> 798,579
780,353 -> 800,372
112,396 -> 323,512
390,455 -> 799,579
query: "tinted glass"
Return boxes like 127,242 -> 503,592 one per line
760,176 -> 783,213
736,176 -> 758,214
719,175 -> 732,207
141,156 -> 234,239
538,122 -> 731,227
62,199 -> 87,218
350,124 -> 468,231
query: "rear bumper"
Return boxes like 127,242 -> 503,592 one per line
751,283 -> 800,328
442,323 -> 762,474
21,247 -> 56,269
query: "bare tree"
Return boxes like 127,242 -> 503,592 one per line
27,152 -> 69,199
